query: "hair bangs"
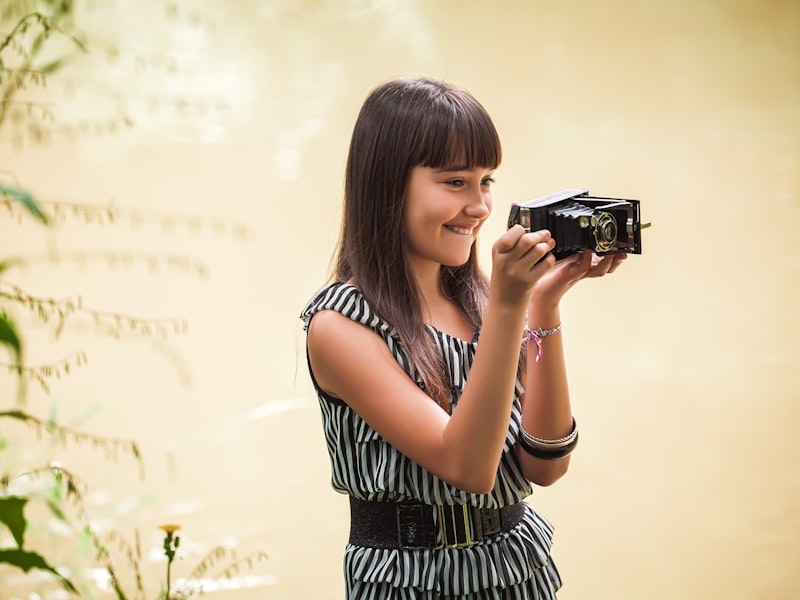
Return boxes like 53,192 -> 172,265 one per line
416,90 -> 501,171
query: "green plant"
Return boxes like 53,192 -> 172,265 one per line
0,194 -> 92,594
0,2 -> 136,591
155,525 -> 269,600
1,1 -> 265,596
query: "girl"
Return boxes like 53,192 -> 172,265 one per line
301,77 -> 625,599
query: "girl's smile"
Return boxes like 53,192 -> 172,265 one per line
445,224 -> 476,235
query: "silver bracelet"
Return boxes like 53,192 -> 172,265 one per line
519,418 -> 578,450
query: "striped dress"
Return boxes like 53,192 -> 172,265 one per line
301,282 -> 562,599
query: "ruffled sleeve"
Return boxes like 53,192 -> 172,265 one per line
301,282 -> 396,338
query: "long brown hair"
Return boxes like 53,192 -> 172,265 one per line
334,78 -> 502,409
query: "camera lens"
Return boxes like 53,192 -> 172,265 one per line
592,212 -> 617,252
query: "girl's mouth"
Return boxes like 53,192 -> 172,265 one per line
445,225 -> 473,235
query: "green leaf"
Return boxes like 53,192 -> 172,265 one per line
46,498 -> 68,522
0,258 -> 22,274
0,184 -> 49,225
0,548 -> 79,593
111,577 -> 130,600
0,313 -> 22,363
0,496 -> 28,547
37,57 -> 68,75
0,410 -> 31,423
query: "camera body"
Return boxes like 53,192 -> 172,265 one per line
507,188 -> 643,260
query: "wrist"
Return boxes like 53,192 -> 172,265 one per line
488,287 -> 531,318
523,322 -> 562,362
526,303 -> 561,328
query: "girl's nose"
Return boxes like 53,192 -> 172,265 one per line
465,189 -> 490,218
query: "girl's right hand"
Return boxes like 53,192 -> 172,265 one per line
490,225 -> 556,306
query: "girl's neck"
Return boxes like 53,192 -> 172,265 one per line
412,263 -> 474,340
410,261 -> 443,309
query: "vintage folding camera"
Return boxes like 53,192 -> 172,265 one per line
507,188 -> 644,260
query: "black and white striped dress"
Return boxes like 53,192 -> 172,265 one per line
301,282 -> 562,599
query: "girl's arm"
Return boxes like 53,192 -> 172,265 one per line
517,250 -> 627,485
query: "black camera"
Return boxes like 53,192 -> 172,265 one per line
507,188 -> 644,260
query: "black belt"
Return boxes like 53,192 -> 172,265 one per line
349,497 -> 526,549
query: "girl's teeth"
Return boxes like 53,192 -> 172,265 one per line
448,226 -> 471,235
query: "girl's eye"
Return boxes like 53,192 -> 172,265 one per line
443,175 -> 494,188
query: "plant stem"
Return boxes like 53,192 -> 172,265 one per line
165,558 -> 172,599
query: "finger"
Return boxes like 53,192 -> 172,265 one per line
544,250 -> 589,284
572,250 -> 595,279
580,249 -> 594,267
519,229 -> 553,251
529,248 -> 556,274
493,225 -> 526,254
566,249 -> 592,273
519,233 -> 554,260
606,254 -> 628,274
585,254 -> 615,277
495,225 -> 551,254
497,227 -> 552,257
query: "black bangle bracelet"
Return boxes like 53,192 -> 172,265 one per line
518,431 -> 579,460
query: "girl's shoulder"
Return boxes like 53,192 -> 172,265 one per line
300,281 -> 395,337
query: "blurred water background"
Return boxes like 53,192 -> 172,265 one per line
1,0 -> 798,598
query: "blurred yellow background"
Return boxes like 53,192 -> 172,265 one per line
1,0 -> 798,598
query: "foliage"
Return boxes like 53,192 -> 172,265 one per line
156,525 -> 269,600
2,4 -> 88,593
1,1 -> 265,597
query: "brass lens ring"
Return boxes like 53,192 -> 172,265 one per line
592,212 -> 618,252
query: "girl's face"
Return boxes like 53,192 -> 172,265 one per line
404,164 -> 494,272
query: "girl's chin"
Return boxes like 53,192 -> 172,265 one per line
441,254 -> 472,268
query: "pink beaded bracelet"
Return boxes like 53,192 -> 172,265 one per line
522,323 -> 562,362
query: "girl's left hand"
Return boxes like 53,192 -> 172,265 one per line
533,249 -> 627,306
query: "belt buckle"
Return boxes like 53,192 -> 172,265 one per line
436,504 -> 478,549
397,503 -> 434,548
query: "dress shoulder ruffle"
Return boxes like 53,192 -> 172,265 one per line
301,281 -> 396,337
